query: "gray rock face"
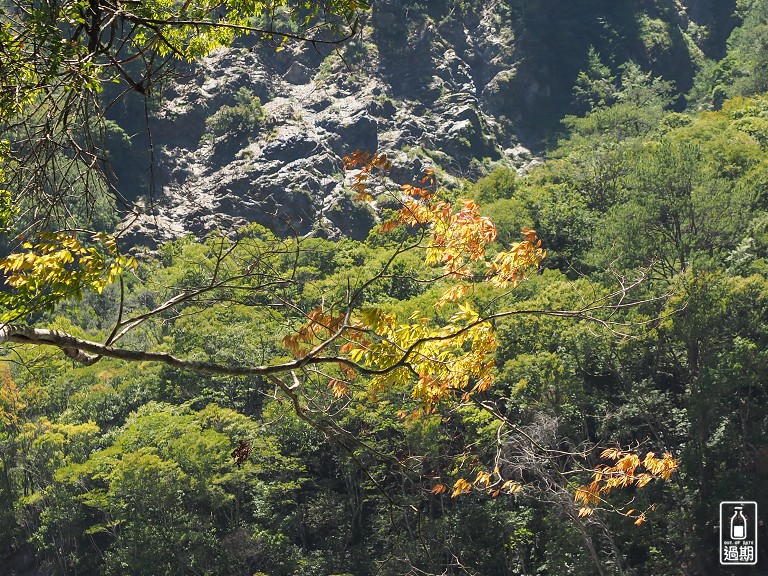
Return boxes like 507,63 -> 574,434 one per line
122,1 -> 543,247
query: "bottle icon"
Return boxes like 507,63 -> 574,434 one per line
731,506 -> 748,540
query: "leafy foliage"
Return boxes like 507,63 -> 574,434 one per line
575,448 -> 678,524
5,2 -> 768,575
0,233 -> 136,321
204,87 -> 267,140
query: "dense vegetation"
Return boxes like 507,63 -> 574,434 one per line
3,1 -> 768,575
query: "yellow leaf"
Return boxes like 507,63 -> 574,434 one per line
435,283 -> 469,308
600,447 -> 621,460
501,480 -> 522,494
635,474 -> 653,488
474,471 -> 491,487
451,478 -> 472,498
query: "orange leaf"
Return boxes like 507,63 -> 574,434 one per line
379,220 -> 399,234
328,379 -> 348,398
431,483 -> 448,495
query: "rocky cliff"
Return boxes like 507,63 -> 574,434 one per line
118,0 -> 736,246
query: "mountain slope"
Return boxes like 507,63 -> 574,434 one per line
117,0 -> 738,245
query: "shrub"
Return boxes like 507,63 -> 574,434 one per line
205,87 -> 266,139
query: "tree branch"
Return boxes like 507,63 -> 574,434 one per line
0,295 -> 651,378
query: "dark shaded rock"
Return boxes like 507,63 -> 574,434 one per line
285,61 -> 312,84
367,98 -> 396,119
261,134 -> 319,163
326,196 -> 376,241
481,69 -> 517,116
320,112 -> 378,155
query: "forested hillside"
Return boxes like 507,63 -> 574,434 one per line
2,1 -> 768,575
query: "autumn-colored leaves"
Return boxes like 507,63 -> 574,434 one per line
335,151 -> 679,520
488,227 -> 545,289
343,151 -> 546,291
437,471 -> 523,499
282,152 -> 548,416
575,448 -> 678,524
431,445 -> 677,522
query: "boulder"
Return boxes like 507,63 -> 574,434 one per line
284,61 -> 312,85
